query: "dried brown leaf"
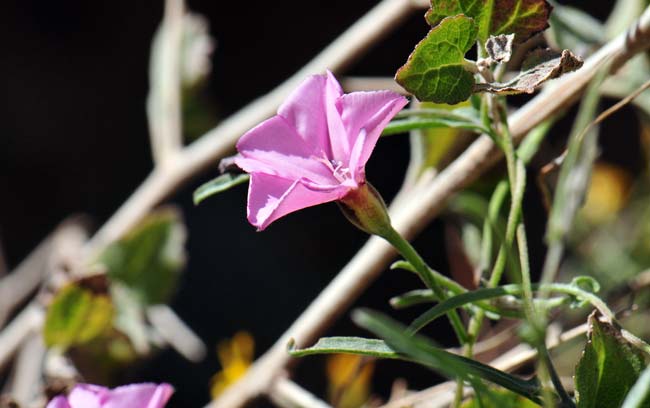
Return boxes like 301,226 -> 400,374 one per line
474,49 -> 583,95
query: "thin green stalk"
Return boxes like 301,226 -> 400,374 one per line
465,151 -> 526,350
383,227 -> 469,344
519,223 -> 573,406
540,343 -> 575,407
479,181 -> 509,278
515,184 -> 535,319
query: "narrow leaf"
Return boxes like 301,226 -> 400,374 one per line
382,117 -> 486,136
426,0 -> 552,43
194,173 -> 250,205
575,313 -> 645,408
288,337 -> 399,359
409,279 -> 601,332
409,284 -> 529,332
474,49 -> 583,95
390,289 -> 438,309
396,15 -> 478,104
352,309 -> 543,404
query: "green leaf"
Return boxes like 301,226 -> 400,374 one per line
575,313 -> 646,408
395,15 -> 478,104
622,365 -> 650,408
97,208 -> 186,305
351,309 -> 543,404
44,283 -> 114,348
288,337 -> 399,359
390,289 -> 438,309
194,173 -> 250,205
474,49 -> 583,95
383,107 -> 492,136
425,0 -> 552,43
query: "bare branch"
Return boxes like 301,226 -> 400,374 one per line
147,304 -> 207,362
0,305 -> 44,373
4,335 -> 46,406
0,219 -> 88,327
268,377 -> 332,408
147,0 -> 185,166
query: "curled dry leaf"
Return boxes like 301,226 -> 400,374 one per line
485,34 -> 515,64
474,49 -> 584,95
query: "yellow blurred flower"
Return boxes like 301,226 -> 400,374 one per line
326,354 -> 374,408
210,331 -> 254,399
582,162 -> 632,224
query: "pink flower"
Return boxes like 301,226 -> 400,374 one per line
235,71 -> 407,230
46,383 -> 174,408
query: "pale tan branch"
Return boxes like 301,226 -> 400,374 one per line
0,219 -> 88,328
147,304 -> 207,362
147,0 -> 185,166
5,335 -> 46,406
268,377 -> 332,408
0,305 -> 44,373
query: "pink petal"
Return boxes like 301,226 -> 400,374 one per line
324,71 -> 349,163
68,384 -> 107,408
103,383 -> 174,408
46,396 -> 71,408
247,173 -> 350,230
236,116 -> 337,185
338,91 -> 408,170
277,75 -> 330,155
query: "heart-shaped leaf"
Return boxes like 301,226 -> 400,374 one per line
396,15 -> 478,104
426,0 -> 552,43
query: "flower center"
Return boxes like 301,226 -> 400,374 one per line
313,152 -> 351,183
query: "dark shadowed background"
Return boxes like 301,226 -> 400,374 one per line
0,1 -> 630,406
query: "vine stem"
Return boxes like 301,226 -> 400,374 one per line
382,227 -> 469,343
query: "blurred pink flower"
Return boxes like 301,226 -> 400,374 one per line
46,383 -> 173,408
235,71 -> 407,230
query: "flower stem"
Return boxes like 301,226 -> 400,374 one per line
382,226 -> 469,344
